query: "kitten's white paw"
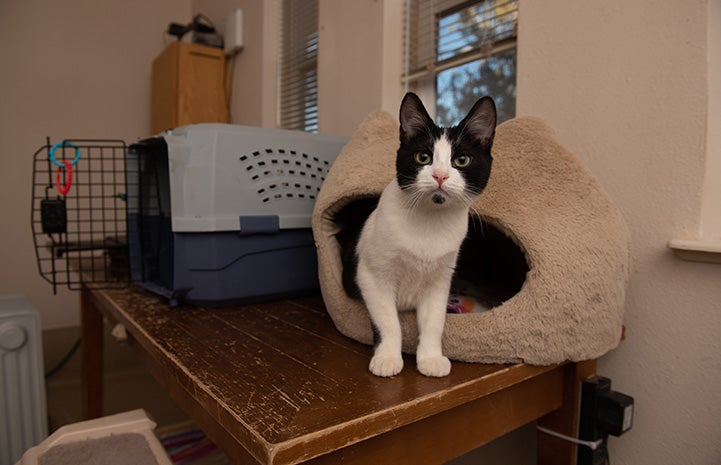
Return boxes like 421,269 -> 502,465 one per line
417,356 -> 451,377
369,354 -> 404,377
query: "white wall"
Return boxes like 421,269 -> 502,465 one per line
518,1 -> 721,464
0,0 -> 191,328
318,0 -> 404,135
191,0 -> 278,127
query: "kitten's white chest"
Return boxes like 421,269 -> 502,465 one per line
368,181 -> 468,258
357,181 -> 469,309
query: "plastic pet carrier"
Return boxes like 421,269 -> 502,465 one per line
127,123 -> 347,305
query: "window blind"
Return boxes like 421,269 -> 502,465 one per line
403,0 -> 518,84
279,0 -> 319,132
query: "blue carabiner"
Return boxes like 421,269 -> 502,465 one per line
49,141 -> 81,167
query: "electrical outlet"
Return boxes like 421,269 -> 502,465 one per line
578,376 -> 634,465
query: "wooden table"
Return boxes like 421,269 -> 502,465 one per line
80,284 -> 595,465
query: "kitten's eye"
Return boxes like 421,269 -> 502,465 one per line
414,152 -> 432,165
453,155 -> 472,168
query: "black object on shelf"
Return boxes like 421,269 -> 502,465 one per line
166,14 -> 223,49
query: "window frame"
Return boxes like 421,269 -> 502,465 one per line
668,0 -> 721,263
402,0 -> 519,122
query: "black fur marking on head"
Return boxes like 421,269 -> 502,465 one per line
445,96 -> 497,195
396,93 -> 442,190
396,92 -> 497,197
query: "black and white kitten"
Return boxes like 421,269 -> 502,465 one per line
356,92 -> 496,377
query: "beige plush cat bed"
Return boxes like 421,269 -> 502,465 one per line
312,112 -> 629,365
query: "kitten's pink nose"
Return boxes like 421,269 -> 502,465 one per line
433,172 -> 449,187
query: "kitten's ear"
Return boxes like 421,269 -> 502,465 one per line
459,96 -> 497,145
399,92 -> 434,142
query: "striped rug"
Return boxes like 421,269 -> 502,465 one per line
156,422 -> 231,465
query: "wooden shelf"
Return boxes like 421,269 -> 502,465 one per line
151,42 -> 228,134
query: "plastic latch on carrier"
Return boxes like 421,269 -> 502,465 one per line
239,215 -> 280,236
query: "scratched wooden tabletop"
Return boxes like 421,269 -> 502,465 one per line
90,286 -> 556,465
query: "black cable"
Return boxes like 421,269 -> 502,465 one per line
44,338 -> 81,379
601,438 -> 611,465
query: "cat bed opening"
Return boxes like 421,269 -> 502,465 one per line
312,112 -> 630,365
334,198 -> 529,312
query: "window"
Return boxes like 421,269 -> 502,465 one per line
404,0 -> 518,125
668,0 -> 721,263
279,0 -> 319,132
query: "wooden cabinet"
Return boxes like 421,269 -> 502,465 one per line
151,41 -> 228,134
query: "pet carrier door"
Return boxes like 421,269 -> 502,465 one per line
31,138 -> 133,292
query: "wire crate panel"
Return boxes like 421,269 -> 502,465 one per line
31,139 -> 133,292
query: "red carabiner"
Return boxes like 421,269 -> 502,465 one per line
56,160 -> 73,196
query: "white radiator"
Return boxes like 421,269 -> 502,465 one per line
0,296 -> 47,465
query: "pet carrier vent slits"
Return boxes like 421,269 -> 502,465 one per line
31,138 -> 133,292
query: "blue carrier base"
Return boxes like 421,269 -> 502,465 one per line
169,228 -> 320,306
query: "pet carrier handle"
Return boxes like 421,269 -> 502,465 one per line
55,160 -> 73,196
48,141 -> 81,167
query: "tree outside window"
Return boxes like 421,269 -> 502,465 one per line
405,0 -> 518,126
